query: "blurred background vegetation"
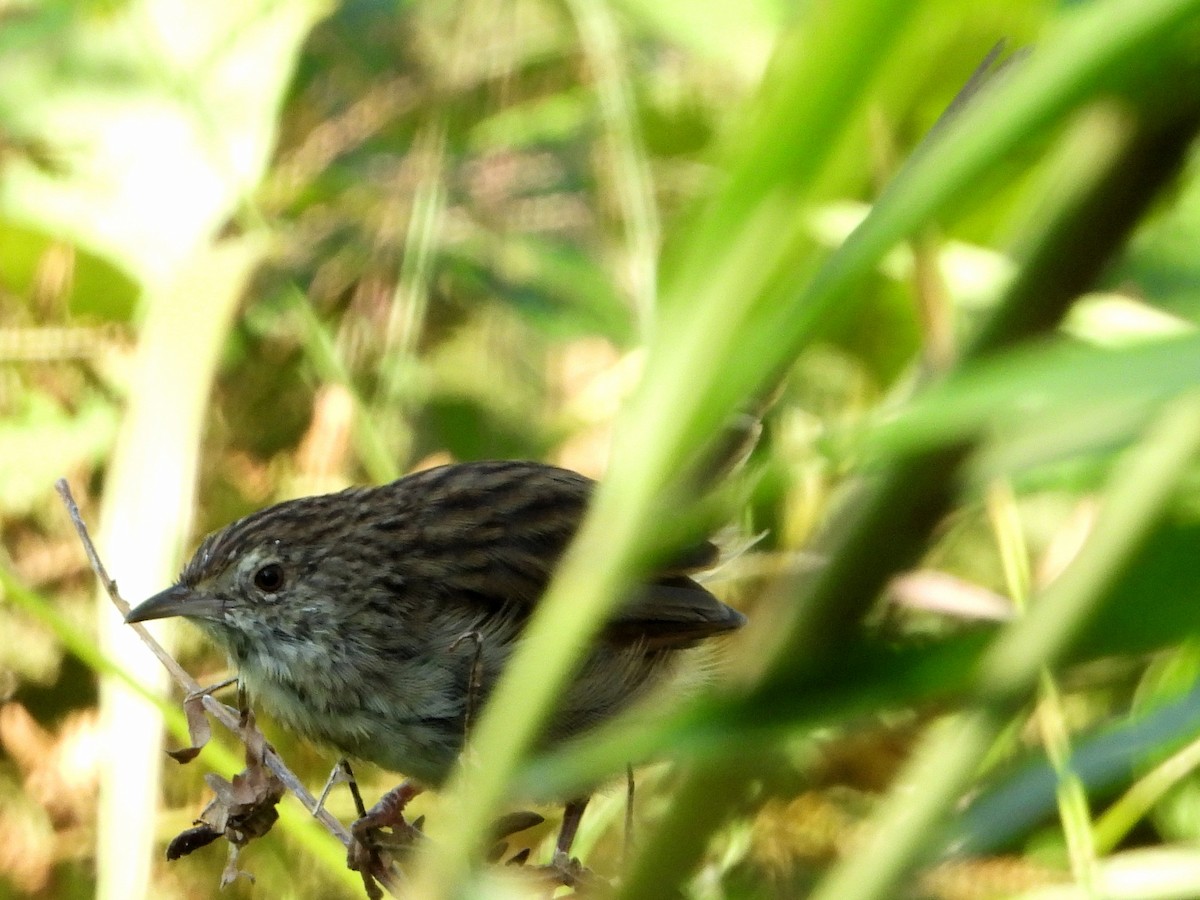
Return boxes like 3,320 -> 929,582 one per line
6,0 -> 1200,897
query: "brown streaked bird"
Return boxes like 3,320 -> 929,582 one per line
125,459 -> 746,872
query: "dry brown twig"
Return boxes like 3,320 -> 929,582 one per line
54,478 -> 400,898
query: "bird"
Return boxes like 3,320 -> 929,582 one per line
125,459 -> 746,878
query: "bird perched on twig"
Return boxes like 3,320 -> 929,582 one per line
125,459 -> 746,881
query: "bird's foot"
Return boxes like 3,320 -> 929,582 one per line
347,781 -> 424,884
516,850 -> 602,892
549,849 -> 588,886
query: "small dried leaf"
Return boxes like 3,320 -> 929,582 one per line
166,706 -> 287,877
166,746 -> 202,764
166,694 -> 211,763
197,789 -> 230,836
200,762 -> 285,847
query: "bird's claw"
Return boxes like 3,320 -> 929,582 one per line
513,850 -> 601,891
346,781 -> 423,891
548,849 -> 589,887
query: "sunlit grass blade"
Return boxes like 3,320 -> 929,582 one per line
408,1 -> 921,893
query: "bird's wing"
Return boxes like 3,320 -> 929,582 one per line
401,460 -> 744,648
604,575 -> 746,649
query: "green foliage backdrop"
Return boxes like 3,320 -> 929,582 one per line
5,0 -> 1200,898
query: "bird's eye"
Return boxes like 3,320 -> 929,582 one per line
253,563 -> 285,593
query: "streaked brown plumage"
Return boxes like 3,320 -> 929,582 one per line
126,459 -> 745,861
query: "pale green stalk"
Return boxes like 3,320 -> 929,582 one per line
95,239 -> 265,900
988,481 -> 1099,893
1094,735 -> 1200,853
565,0 -> 661,339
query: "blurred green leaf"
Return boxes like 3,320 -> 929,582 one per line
469,93 -> 590,151
1109,158 -> 1200,323
868,333 -> 1200,463
617,0 -> 787,77
519,635 -> 991,801
946,681 -> 1200,856
0,393 -> 117,516
1075,513 -> 1200,660
0,0 -> 327,288
0,220 -> 138,320
422,394 -> 554,462
443,236 -> 635,343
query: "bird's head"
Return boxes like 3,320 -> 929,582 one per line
123,494 -> 359,661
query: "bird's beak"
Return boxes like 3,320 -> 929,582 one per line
125,584 -> 223,624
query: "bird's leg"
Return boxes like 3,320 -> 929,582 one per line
347,779 -> 424,874
554,796 -> 589,860
340,765 -> 410,900
342,760 -> 370,818
506,795 -> 597,888
313,758 -> 357,819
512,796 -> 599,890
542,795 -> 591,887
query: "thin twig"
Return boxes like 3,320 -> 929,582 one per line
55,480 -> 198,689
53,479 -> 367,858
